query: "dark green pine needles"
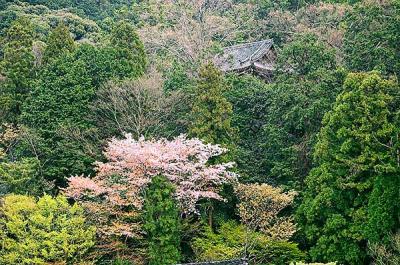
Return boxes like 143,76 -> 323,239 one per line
143,175 -> 181,265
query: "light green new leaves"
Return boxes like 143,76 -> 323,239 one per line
0,194 -> 95,265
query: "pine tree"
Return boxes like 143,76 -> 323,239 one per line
43,23 -> 75,64
0,18 -> 35,124
189,63 -> 235,147
296,72 -> 400,264
143,175 -> 181,265
188,63 -> 237,228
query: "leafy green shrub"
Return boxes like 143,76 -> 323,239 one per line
0,157 -> 42,196
0,194 -> 96,264
192,221 -> 305,265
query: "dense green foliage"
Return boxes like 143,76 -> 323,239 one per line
262,34 -> 345,188
109,21 -> 147,78
0,156 -> 42,196
189,63 -> 236,147
43,23 -> 75,64
143,175 -> 181,265
21,48 -> 97,185
0,0 -> 399,264
226,74 -> 271,181
0,18 -> 35,124
344,0 -> 400,76
368,231 -> 400,265
20,23 -> 146,186
0,125 -> 48,196
0,194 -> 95,264
228,34 -> 345,186
0,2 -> 102,43
3,0 -> 133,21
297,72 -> 400,264
192,221 -> 305,265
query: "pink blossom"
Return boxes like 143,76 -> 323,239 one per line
64,134 -> 237,238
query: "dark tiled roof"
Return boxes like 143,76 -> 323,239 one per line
214,39 -> 273,72
177,258 -> 248,265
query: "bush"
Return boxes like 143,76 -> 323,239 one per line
0,194 -> 96,265
368,231 -> 400,265
192,221 -> 305,265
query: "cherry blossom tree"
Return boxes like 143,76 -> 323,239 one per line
64,134 -> 237,240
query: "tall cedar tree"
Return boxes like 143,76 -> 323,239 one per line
143,175 -> 181,265
43,23 -> 75,64
189,63 -> 236,228
0,18 -> 35,124
110,21 -> 147,79
296,72 -> 400,264
189,63 -> 235,147
21,24 -> 147,187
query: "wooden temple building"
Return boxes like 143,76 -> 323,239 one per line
214,39 -> 276,81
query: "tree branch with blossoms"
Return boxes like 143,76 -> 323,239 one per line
64,134 -> 237,240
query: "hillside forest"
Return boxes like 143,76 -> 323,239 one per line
0,0 -> 399,264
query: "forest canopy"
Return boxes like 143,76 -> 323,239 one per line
0,0 -> 399,265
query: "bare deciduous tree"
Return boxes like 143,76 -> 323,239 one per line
137,0 -> 260,69
92,71 -> 183,139
264,3 -> 348,62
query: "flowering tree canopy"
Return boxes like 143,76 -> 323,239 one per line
64,134 -> 236,238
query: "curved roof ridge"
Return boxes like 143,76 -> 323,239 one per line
250,41 -> 274,62
223,39 -> 272,52
214,39 -> 275,73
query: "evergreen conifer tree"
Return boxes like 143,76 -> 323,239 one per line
297,72 -> 400,264
188,63 -> 237,227
0,18 -> 35,124
143,175 -> 181,265
43,23 -> 75,64
189,63 -> 235,147
110,21 -> 147,78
